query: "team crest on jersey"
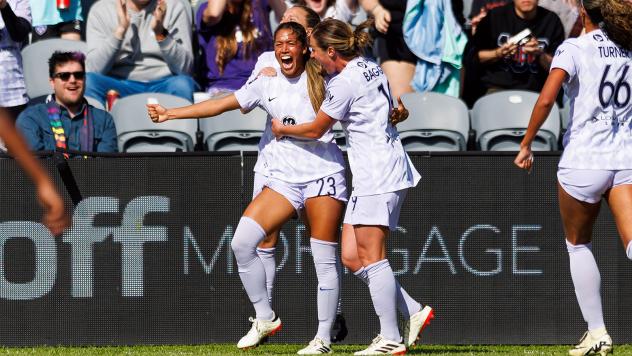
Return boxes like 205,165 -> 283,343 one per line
593,33 -> 605,42
356,61 -> 368,68
282,116 -> 296,126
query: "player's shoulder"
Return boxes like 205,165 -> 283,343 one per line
256,51 -> 277,66
338,57 -> 381,83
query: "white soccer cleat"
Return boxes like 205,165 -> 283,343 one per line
297,337 -> 332,354
569,328 -> 613,356
403,305 -> 434,347
236,313 -> 282,349
354,334 -> 406,355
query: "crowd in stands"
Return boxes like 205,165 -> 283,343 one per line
0,0 -> 591,153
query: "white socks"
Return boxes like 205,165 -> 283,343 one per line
365,259 -> 401,342
311,238 -> 340,344
353,266 -> 421,318
566,240 -> 605,331
230,217 -> 273,321
256,247 -> 276,304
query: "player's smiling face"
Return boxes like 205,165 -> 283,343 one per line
309,37 -> 336,75
274,28 -> 307,78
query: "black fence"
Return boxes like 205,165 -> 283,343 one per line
0,152 -> 629,346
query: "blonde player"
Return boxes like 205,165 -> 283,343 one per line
149,22 -> 347,354
0,108 -> 69,236
272,18 -> 433,355
514,0 -> 632,355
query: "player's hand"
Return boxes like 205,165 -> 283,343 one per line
115,0 -> 131,38
151,0 -> 167,35
469,8 -> 487,35
258,67 -> 277,78
390,96 -> 409,126
521,37 -> 543,56
271,118 -> 284,139
372,4 -> 391,34
37,181 -> 70,237
514,146 -> 534,173
147,104 -> 169,123
497,42 -> 518,59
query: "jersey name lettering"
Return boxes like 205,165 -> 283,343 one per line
362,66 -> 384,82
598,46 -> 631,59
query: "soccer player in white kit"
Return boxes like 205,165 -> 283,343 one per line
148,22 -> 348,354
272,18 -> 433,355
514,0 -> 632,355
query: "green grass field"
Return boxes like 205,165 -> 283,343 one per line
0,344 -> 628,355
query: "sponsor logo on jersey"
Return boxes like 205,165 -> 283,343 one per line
282,116 -> 296,126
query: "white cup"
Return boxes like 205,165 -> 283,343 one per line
147,97 -> 159,105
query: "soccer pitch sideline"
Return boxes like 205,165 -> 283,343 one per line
0,345 -> 629,355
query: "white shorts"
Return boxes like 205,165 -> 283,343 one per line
557,168 -> 632,203
252,171 -> 348,211
344,189 -> 407,231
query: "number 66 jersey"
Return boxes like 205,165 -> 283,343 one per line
553,29 -> 632,170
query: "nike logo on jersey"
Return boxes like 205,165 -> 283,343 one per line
268,97 -> 277,102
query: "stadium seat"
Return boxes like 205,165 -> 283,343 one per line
110,93 -> 198,152
85,96 -> 105,111
398,92 -> 470,151
21,39 -> 88,99
471,90 -> 561,151
200,107 -> 267,151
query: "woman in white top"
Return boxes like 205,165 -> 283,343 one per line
148,22 -> 347,354
272,18 -> 433,355
514,1 -> 632,355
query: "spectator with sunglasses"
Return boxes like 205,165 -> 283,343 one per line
16,51 -> 118,153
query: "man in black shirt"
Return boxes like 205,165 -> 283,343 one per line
472,0 -> 564,94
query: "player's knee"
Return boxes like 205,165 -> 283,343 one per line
231,217 -> 264,264
341,252 -> 362,272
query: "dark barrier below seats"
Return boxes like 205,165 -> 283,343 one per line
0,152 -> 629,346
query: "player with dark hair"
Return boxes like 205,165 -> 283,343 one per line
514,0 -> 631,354
149,22 -> 347,354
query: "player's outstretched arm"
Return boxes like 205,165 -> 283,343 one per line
0,109 -> 69,236
271,110 -> 335,140
147,94 -> 242,123
514,68 -> 567,171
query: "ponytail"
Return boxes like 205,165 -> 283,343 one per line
306,59 -> 326,113
601,0 -> 632,51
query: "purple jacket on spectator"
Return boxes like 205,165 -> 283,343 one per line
196,0 -> 272,94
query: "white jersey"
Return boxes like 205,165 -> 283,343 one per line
235,71 -> 345,183
320,57 -> 421,196
553,29 -> 632,170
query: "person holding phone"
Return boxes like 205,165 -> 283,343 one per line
472,0 -> 565,97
